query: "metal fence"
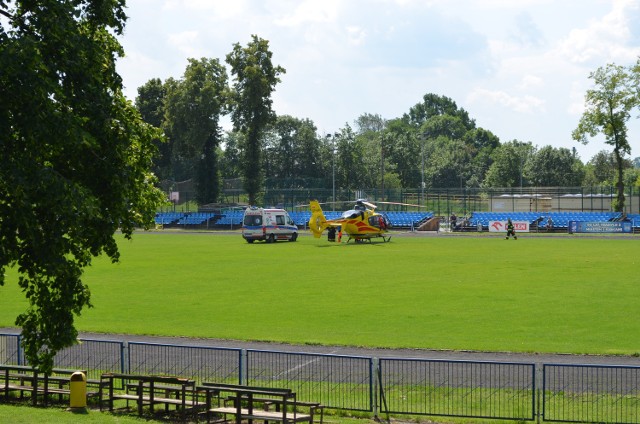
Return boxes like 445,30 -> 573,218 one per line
161,185 -> 640,216
543,364 -> 640,424
0,334 -> 20,365
5,333 -> 640,423
247,350 -> 373,411
128,342 -> 242,384
379,358 -> 536,420
51,339 -> 124,381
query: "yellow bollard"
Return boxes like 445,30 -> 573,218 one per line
69,371 -> 87,409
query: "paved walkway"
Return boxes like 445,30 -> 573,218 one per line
3,327 -> 639,367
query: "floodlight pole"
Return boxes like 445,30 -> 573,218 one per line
327,133 -> 338,207
419,132 -> 428,205
332,136 -> 336,205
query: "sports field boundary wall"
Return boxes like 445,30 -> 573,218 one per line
2,333 -> 640,423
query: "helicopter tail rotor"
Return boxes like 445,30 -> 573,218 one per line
309,200 -> 329,238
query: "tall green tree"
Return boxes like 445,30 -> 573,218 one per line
334,125 -> 367,191
463,128 -> 500,187
572,63 -> 636,211
164,58 -> 228,204
405,93 -> 475,129
136,78 -> 170,180
386,119 -> 421,188
584,150 -> 619,185
220,131 -> 244,180
264,115 -> 322,188
0,0 -> 164,372
525,146 -> 584,187
226,35 -> 285,205
483,141 -> 534,188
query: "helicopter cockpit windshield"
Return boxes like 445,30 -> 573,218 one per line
342,209 -> 362,219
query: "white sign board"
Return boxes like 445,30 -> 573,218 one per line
488,221 -> 530,233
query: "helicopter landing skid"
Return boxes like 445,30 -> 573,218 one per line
347,234 -> 392,243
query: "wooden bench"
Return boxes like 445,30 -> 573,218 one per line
0,364 -> 39,405
198,382 -> 321,424
100,373 -> 200,420
0,364 -> 93,406
224,396 -> 324,424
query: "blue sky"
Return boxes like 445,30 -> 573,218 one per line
116,0 -> 640,162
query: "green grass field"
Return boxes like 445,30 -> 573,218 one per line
0,404 -> 147,423
1,231 -> 638,355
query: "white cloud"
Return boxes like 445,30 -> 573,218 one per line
556,0 -> 640,65
346,26 -> 367,46
518,75 -> 544,91
162,0 -> 248,16
467,88 -> 546,114
167,31 -> 206,58
273,0 -> 341,27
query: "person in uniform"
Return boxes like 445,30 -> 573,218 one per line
505,218 -> 517,240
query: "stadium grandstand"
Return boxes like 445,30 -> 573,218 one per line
154,184 -> 640,232
469,211 -> 638,231
155,209 -> 639,232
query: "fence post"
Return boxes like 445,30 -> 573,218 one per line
122,341 -> 129,374
372,357 -> 379,419
17,334 -> 22,365
536,364 -> 542,424
240,349 -> 247,385
371,357 -> 384,421
0,335 -> 6,364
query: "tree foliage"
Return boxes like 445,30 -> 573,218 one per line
264,115 -> 324,188
483,141 -> 534,188
226,35 -> 285,205
525,146 -> 584,187
136,78 -> 170,180
163,58 -> 228,204
0,0 -> 164,372
572,63 -> 636,211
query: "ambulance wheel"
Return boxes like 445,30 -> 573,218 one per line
267,234 -> 275,243
289,233 -> 298,242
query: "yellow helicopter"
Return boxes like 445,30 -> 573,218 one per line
309,199 -> 394,243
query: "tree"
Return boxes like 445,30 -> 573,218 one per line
164,58 -> 228,204
220,131 -> 244,180
525,146 -> 584,187
136,78 -> 170,180
405,93 -> 475,130
226,35 -> 285,205
334,125 -> 368,191
463,128 -> 500,187
354,113 -> 386,134
386,119 -> 421,188
0,0 -> 164,372
584,150 -> 618,185
483,141 -> 534,188
572,63 -> 635,212
264,115 -> 323,188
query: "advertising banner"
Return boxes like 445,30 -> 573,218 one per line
568,221 -> 632,233
488,221 -> 530,233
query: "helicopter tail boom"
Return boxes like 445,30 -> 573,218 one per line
309,200 -> 329,238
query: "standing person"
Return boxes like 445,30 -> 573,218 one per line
327,226 -> 336,242
505,218 -> 517,240
546,216 -> 553,231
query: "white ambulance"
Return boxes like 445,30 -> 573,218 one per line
242,207 -> 298,243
